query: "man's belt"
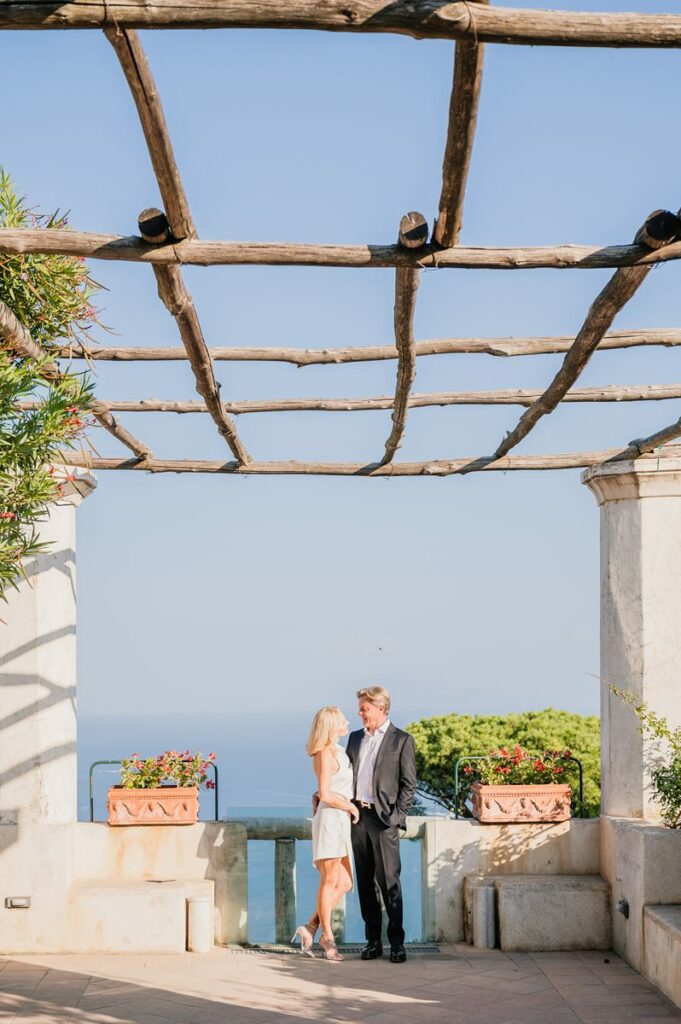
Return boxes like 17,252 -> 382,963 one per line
356,800 -> 375,810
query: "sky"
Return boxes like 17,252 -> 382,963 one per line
4,6 -> 681,743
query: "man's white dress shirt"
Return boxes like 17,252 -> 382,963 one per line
355,719 -> 391,803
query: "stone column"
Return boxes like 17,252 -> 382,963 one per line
583,457 -> 681,820
0,470 -> 96,825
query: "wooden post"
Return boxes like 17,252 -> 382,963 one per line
138,207 -> 172,245
433,3 -> 489,249
274,838 -> 297,945
398,212 -> 429,250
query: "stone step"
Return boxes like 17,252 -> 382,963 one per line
68,879 -> 213,954
464,873 -> 612,951
643,906 -> 681,1009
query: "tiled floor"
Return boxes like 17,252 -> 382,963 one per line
1,947 -> 680,1024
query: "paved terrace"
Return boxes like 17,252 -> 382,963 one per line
1,947 -> 679,1024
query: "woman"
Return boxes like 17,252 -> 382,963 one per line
292,706 -> 358,962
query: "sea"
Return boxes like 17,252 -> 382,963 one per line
78,712 -> 427,944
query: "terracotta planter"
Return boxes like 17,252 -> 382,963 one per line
471,781 -> 571,823
107,785 -> 199,826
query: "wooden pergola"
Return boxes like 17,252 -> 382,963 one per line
3,2 -> 681,477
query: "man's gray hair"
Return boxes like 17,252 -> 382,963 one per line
356,685 -> 391,714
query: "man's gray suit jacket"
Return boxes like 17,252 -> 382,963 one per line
346,723 -> 417,829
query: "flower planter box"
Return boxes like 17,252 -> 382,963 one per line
471,781 -> 571,823
107,785 -> 199,826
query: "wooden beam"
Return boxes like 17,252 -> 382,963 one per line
20,382 -> 681,416
398,212 -> 429,250
433,6 -> 487,249
58,444 -> 681,477
153,264 -> 250,463
4,228 -> 681,270
105,28 -> 195,240
0,300 -> 153,460
138,207 -> 172,245
380,216 -> 423,464
632,415 -> 681,455
53,329 -> 681,364
5,3 -> 681,49
380,266 -> 419,463
105,27 -> 249,463
491,210 -> 681,463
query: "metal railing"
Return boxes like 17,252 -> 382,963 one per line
452,754 -> 585,819
88,759 -> 220,821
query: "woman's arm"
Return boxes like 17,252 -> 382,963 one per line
314,748 -> 356,814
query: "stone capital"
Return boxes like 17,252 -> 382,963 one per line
54,466 -> 97,508
582,457 -> 681,506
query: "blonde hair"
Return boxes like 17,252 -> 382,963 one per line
306,706 -> 345,756
356,686 -> 391,715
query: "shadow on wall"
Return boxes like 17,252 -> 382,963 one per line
427,818 -> 600,940
22,546 -> 76,600
0,623 -> 77,832
0,812 -> 19,852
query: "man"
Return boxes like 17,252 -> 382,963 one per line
347,685 -> 416,963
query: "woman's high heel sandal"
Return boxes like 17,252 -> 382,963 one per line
291,924 -> 316,958
319,936 -> 344,962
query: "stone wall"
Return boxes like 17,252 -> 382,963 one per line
0,816 -> 599,953
600,816 -> 681,973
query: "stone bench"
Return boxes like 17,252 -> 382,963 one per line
68,879 -> 214,953
643,906 -> 681,1008
464,873 -> 611,951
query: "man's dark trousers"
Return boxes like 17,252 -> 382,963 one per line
351,805 -> 404,947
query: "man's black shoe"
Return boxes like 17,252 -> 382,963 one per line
360,942 -> 383,960
390,945 -> 407,963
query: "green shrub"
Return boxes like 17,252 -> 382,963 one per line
0,170 -> 98,603
612,687 -> 681,828
406,707 -> 600,817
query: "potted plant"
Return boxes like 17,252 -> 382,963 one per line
465,746 -> 573,823
107,750 -> 216,826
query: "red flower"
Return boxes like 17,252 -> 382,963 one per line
499,766 -> 511,775
533,760 -> 546,772
208,752 -> 216,760
563,749 -> 572,759
205,780 -> 216,790
499,747 -> 509,757
463,765 -> 473,776
0,511 -> 16,520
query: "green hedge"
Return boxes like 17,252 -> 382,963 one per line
406,707 -> 600,817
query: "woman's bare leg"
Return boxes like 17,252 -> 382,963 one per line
317,859 -> 342,941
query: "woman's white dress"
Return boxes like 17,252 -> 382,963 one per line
312,745 -> 354,883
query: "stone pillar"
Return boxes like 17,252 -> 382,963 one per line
583,457 -> 681,820
0,470 -> 96,825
